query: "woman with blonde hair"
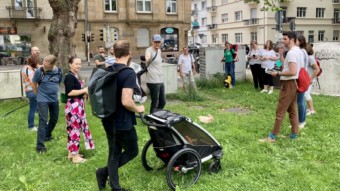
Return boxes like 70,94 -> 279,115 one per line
247,40 -> 263,90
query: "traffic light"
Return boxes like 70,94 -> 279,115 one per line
100,28 -> 106,41
86,34 -> 91,43
82,33 -> 85,42
91,33 -> 94,41
112,29 -> 118,43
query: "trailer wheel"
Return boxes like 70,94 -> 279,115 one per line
141,139 -> 165,171
209,160 -> 221,174
166,148 -> 202,191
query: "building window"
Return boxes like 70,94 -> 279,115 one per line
194,3 -> 197,11
137,28 -> 149,47
235,33 -> 242,43
212,34 -> 218,44
201,1 -> 206,10
250,32 -> 257,41
104,0 -> 117,12
318,30 -> 325,41
221,13 -> 228,23
308,30 -> 314,43
297,7 -> 306,17
316,8 -> 325,18
14,0 -> 36,18
221,33 -> 228,43
201,35 -> 207,43
222,0 -> 228,4
202,17 -> 207,26
166,0 -> 177,14
333,30 -> 339,41
235,11 -> 242,21
137,0 -> 151,13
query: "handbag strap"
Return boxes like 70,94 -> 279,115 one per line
146,50 -> 158,70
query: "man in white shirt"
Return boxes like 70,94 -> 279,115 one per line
259,31 -> 302,142
178,46 -> 197,91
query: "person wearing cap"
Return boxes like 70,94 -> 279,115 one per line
144,34 -> 166,114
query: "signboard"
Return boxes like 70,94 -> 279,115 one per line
165,28 -> 174,34
0,27 -> 17,34
192,21 -> 200,29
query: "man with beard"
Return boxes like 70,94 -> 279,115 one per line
95,40 -> 145,191
259,31 -> 303,142
94,46 -> 106,69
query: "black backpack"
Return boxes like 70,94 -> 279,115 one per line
38,67 -> 63,84
88,66 -> 133,119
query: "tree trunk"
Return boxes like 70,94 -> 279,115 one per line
48,0 -> 80,71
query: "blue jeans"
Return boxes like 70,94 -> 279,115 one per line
147,83 -> 166,114
26,91 -> 37,128
225,61 -> 235,86
36,101 -> 59,150
101,118 -> 138,190
297,93 -> 306,124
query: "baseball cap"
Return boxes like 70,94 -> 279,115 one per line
153,34 -> 162,42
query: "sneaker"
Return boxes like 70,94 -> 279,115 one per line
258,137 -> 276,143
96,168 -> 108,190
306,110 -> 316,116
299,122 -> 306,129
140,96 -> 147,103
268,90 -> 273,94
229,85 -> 233,89
260,89 -> 268,93
29,127 -> 38,131
36,147 -> 47,153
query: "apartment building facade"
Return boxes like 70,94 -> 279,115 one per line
191,0 -> 340,46
0,0 -> 191,63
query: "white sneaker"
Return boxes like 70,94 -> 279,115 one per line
260,89 -> 268,93
268,90 -> 273,94
140,96 -> 147,103
299,122 -> 306,129
306,110 -> 316,116
29,127 -> 38,131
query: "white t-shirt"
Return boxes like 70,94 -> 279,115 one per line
260,49 -> 276,69
145,47 -> 163,83
178,54 -> 194,74
248,48 -> 261,65
281,46 -> 303,80
307,55 -> 317,78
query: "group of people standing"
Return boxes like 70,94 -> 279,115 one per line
21,34 -> 167,190
247,40 -> 278,94
259,32 -> 320,142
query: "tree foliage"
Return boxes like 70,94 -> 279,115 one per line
261,0 -> 288,11
48,0 -> 81,71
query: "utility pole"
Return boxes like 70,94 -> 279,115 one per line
84,0 -> 90,66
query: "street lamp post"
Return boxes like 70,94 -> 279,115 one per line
84,0 -> 90,66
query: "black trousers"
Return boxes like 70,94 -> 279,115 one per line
100,118 -> 139,190
261,68 -> 274,86
250,64 -> 263,89
147,83 -> 166,114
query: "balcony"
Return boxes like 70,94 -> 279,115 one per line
207,24 -> 217,30
244,18 -> 259,25
244,0 -> 259,5
282,17 -> 295,23
6,6 -> 42,19
332,18 -> 340,24
207,6 -> 217,12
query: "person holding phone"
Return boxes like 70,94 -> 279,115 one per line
247,40 -> 263,90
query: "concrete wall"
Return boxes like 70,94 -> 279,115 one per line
199,47 -> 246,81
0,70 -> 23,99
313,42 -> 340,96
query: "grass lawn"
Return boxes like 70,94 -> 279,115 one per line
0,81 -> 339,191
